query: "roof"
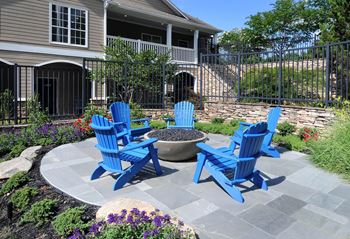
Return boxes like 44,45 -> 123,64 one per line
109,0 -> 222,34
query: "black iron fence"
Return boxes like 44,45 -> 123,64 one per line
0,63 -> 90,125
84,59 -> 201,110
202,40 -> 350,106
1,40 -> 350,126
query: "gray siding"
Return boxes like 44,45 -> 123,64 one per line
0,0 -> 104,52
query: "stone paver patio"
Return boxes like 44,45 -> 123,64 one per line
40,134 -> 350,239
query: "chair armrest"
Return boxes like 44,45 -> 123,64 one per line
196,143 -> 238,161
121,138 -> 158,152
131,118 -> 150,123
239,122 -> 252,127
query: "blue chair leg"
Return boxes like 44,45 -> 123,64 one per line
252,170 -> 268,190
149,147 -> 162,176
262,145 -> 280,158
222,183 -> 244,203
113,159 -> 148,190
90,164 -> 106,180
193,153 -> 206,183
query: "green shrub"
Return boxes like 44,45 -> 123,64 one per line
273,134 -> 308,152
1,171 -> 29,195
277,121 -> 296,136
211,117 -> 225,124
195,122 -> 238,135
309,115 -> 350,180
20,199 -> 58,226
27,94 -> 51,127
8,143 -> 27,158
10,187 -> 38,211
150,120 -> 167,130
229,119 -> 241,127
52,207 -> 89,237
130,102 -> 145,120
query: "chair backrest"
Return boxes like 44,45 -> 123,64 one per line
90,115 -> 122,171
174,101 -> 195,127
235,122 -> 268,180
264,107 -> 282,145
110,102 -> 131,130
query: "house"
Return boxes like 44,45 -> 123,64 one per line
0,0 -> 221,119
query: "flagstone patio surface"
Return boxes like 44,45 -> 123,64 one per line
40,134 -> 350,239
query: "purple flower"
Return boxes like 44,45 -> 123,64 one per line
67,228 -> 83,239
153,216 -> 162,227
151,229 -> 159,236
88,223 -> 100,234
163,214 -> 171,222
130,208 -> 140,215
126,215 -> 134,224
143,231 -> 151,239
107,213 -> 118,224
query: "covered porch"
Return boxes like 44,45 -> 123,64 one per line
104,6 -> 219,64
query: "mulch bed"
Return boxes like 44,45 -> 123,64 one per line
0,146 -> 98,239
148,129 -> 204,141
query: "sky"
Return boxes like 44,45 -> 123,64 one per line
171,0 -> 275,32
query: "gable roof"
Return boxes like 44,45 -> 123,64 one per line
109,0 -> 222,34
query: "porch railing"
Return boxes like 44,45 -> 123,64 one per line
107,35 -> 195,63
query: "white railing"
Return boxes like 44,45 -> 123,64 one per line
172,46 -> 195,63
107,35 -> 196,63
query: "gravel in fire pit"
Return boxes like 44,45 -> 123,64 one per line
148,129 -> 205,141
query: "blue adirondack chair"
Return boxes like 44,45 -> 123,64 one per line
231,107 -> 281,158
90,115 -> 162,190
193,122 -> 269,203
165,101 -> 196,129
110,102 -> 151,141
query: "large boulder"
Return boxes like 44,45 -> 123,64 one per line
96,198 -> 157,220
96,198 -> 195,237
20,146 -> 43,161
0,156 -> 33,179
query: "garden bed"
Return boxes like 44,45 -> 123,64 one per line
0,146 -> 98,239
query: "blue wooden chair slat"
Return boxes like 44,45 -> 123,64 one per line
90,115 -> 162,190
167,101 -> 196,129
193,122 -> 268,203
110,102 -> 151,141
231,107 -> 281,158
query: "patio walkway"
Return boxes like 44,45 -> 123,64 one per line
40,134 -> 350,239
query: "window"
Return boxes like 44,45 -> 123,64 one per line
50,3 -> 88,47
141,33 -> 162,44
178,40 -> 189,48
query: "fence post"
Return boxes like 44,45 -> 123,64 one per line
237,53 -> 241,101
199,53 -> 203,110
13,64 -> 18,124
82,58 -> 86,110
162,62 -> 166,109
278,48 -> 283,105
325,44 -> 330,106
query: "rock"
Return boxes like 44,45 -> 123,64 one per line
96,198 -> 195,237
20,146 -> 43,161
96,198 -> 157,220
0,156 -> 33,179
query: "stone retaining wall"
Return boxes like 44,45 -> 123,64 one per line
144,102 -> 336,129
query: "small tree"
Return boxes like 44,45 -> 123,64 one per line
0,89 -> 14,119
92,38 -> 177,104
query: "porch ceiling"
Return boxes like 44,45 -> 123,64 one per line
108,2 -> 221,34
108,11 -> 207,36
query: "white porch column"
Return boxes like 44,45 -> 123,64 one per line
103,0 -> 111,52
166,24 -> 172,51
194,30 -> 199,64
213,33 -> 219,45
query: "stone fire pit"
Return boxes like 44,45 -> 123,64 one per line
144,129 -> 207,161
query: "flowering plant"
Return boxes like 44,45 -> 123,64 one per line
299,127 -> 319,142
67,208 -> 195,239
73,104 -> 111,136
